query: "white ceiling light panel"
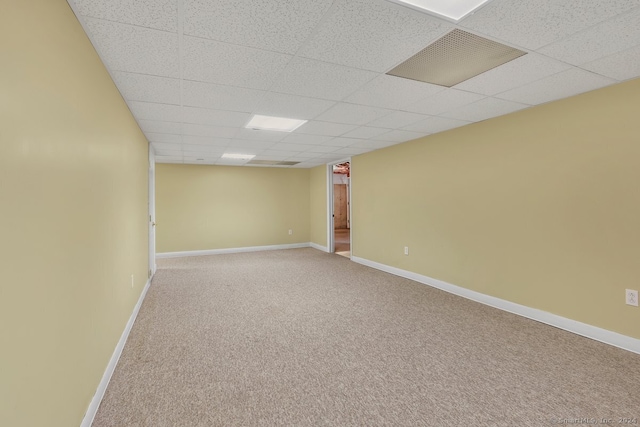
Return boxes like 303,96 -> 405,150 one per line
386,0 -> 492,21
245,115 -> 308,132
221,153 -> 256,160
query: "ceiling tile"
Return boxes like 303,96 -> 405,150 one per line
73,0 -> 177,32
315,103 -> 391,126
144,132 -> 181,143
183,0 -> 333,54
253,92 -> 336,120
441,97 -> 530,122
325,137 -> 364,147
155,149 -> 183,157
128,101 -> 182,122
181,144 -> 226,153
315,153 -> 346,161
296,121 -> 357,137
228,140 -> 276,150
220,146 -> 263,155
298,0 -> 451,72
344,74 -> 445,109
268,143 -> 311,152
182,136 -> 231,146
235,128 -> 288,142
155,157 -> 183,164
581,44 -> 640,81
376,129 -> 426,143
182,80 -> 264,112
334,147 -> 371,155
284,153 -> 317,159
538,8 -> 640,66
151,142 -> 182,151
281,134 -> 334,145
341,126 -> 390,139
497,68 -> 617,105
138,119 -> 181,134
305,145 -> 342,153
453,53 -> 572,96
112,72 -> 181,105
183,36 -> 291,90
151,142 -> 181,151
402,116 -> 471,133
370,111 -> 428,129
270,57 -> 378,101
403,89 -> 485,115
350,140 -> 402,149
182,107 -> 251,127
460,0 -> 640,50
291,161 -> 325,168
183,123 -> 239,138
82,18 -> 179,77
256,150 -> 299,157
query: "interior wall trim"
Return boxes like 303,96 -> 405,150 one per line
80,277 -> 153,427
310,243 -> 329,253
352,256 -> 640,355
156,243 -> 311,259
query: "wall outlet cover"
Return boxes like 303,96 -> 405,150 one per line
626,289 -> 638,307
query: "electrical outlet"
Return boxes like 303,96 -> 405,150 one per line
626,289 -> 638,306
131,274 -> 134,289
288,229 -> 293,235
404,246 -> 409,255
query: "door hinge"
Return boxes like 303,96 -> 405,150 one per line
148,269 -> 152,278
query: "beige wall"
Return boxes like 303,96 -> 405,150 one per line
0,1 -> 150,426
309,165 -> 328,248
353,78 -> 640,339
156,164 -> 310,253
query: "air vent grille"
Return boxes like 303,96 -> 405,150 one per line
387,29 -> 526,87
247,160 -> 300,166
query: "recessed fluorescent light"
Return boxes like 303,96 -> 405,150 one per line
245,115 -> 307,132
221,153 -> 255,160
386,0 -> 491,22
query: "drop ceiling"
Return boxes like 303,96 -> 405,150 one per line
66,0 -> 640,168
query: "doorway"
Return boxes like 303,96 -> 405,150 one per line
148,145 -> 156,278
328,160 -> 351,258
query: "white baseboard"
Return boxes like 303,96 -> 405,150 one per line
310,242 -> 329,253
156,242 -> 311,259
80,277 -> 153,427
352,256 -> 640,355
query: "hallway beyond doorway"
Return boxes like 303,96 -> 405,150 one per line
335,228 -> 350,258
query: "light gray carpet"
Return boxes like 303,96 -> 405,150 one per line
93,248 -> 640,426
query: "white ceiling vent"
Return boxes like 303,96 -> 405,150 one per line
387,29 -> 527,87
247,160 -> 300,166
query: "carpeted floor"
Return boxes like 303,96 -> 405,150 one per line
93,248 -> 640,426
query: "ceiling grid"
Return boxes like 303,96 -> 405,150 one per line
65,0 -> 640,167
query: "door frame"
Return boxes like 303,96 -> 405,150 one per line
326,157 -> 352,256
148,145 -> 156,277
